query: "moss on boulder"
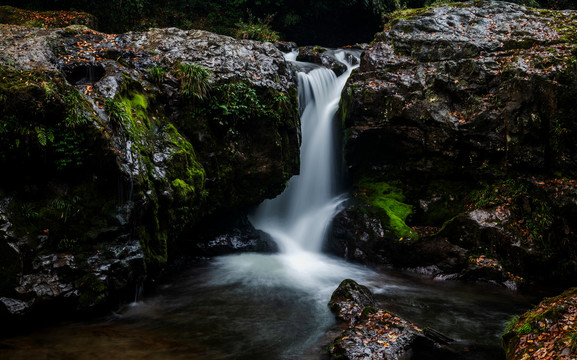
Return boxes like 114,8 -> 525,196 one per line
0,20 -> 300,321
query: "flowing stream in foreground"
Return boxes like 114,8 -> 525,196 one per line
0,51 -> 537,360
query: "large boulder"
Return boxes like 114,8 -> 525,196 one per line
0,17 -> 299,322
327,279 -> 457,360
334,1 -> 577,287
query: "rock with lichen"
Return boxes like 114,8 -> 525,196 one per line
0,9 -> 299,324
331,0 -> 577,287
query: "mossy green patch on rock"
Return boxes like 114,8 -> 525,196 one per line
103,83 -> 207,267
355,179 -> 418,241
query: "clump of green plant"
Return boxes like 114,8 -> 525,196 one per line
274,91 -> 291,110
176,63 -> 212,101
234,14 -> 280,42
569,331 -> 577,353
24,19 -> 44,28
504,314 -> 521,333
63,90 -> 90,128
214,81 -> 265,120
148,66 -> 167,86
12,201 -> 39,221
470,179 -> 527,208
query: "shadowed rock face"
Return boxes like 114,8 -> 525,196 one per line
330,1 -> 577,288
0,24 -> 300,322
345,1 -> 577,180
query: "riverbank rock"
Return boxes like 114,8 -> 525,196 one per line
502,287 -> 577,360
327,279 -> 457,360
0,11 -> 299,322
334,1 -> 577,288
191,214 -> 278,257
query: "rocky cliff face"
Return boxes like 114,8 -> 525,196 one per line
332,1 -> 577,288
0,22 -> 299,322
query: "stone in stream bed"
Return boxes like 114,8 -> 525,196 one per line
327,279 -> 458,360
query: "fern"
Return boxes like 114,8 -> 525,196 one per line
35,126 -> 54,146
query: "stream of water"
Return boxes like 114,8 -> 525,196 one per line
0,50 -> 537,360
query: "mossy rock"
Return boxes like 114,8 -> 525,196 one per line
354,178 -> 418,241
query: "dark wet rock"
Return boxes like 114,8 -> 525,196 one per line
192,215 -> 278,256
297,46 -> 348,76
327,279 -> 459,360
0,22 -> 299,322
327,205 -> 391,264
337,1 -> 577,288
274,41 -> 298,53
328,204 -> 468,274
328,279 -> 376,325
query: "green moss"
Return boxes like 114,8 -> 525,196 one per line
171,178 -> 194,202
356,179 -> 418,240
102,79 -> 209,268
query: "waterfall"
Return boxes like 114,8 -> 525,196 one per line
250,50 -> 360,254
204,49 -> 371,315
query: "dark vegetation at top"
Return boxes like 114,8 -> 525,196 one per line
4,0 -> 576,47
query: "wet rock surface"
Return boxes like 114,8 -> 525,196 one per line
327,279 -> 458,360
191,215 -> 278,256
0,20 -> 299,321
296,46 -> 348,76
336,1 -> 577,288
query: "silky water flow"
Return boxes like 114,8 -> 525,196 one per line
0,50 -> 535,360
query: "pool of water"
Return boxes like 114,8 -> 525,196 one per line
0,252 -> 537,360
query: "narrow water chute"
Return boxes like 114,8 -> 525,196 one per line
250,50 -> 360,254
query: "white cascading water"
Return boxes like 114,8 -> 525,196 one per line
249,52 -> 354,254
206,50 -> 372,297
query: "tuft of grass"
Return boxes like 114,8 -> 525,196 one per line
148,66 -> 167,86
176,63 -> 212,101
